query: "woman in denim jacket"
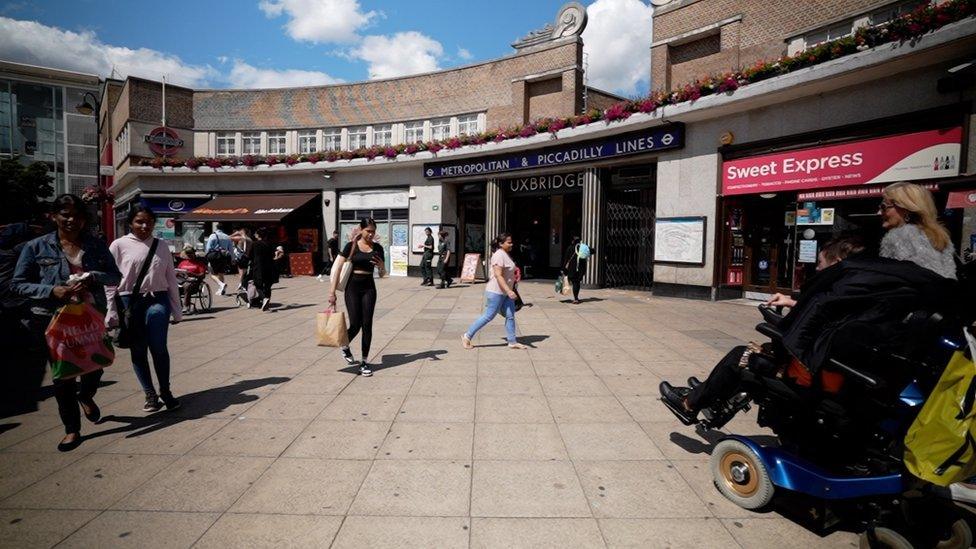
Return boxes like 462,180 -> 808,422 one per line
13,194 -> 121,451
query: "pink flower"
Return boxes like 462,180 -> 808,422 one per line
427,142 -> 443,154
405,144 -> 419,155
548,119 -> 567,133
206,158 -> 223,169
603,103 -> 631,122
384,147 -> 398,159
518,125 -> 537,138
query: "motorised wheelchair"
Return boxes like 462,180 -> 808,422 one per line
661,304 -> 973,549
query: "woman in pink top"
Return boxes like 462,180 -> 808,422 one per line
108,206 -> 182,413
461,233 -> 527,350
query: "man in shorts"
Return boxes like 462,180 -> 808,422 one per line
204,225 -> 233,295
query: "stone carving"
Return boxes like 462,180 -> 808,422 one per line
512,2 -> 588,50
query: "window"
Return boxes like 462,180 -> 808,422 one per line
348,126 -> 367,149
431,117 -> 451,141
869,0 -> 926,26
457,114 -> 479,136
373,124 -> 393,147
404,121 -> 424,143
298,130 -> 317,154
323,128 -> 341,151
805,21 -> 853,46
242,132 -> 261,155
216,132 -> 236,156
267,131 -> 286,154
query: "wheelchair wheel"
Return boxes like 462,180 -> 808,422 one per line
858,527 -> 912,549
934,518 -> 972,549
710,439 -> 774,510
194,282 -> 212,312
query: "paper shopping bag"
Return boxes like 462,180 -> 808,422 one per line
316,309 -> 349,347
904,330 -> 976,486
45,303 -> 115,380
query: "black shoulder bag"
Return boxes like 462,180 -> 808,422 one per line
114,238 -> 158,349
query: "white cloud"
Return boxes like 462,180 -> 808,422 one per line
217,55 -> 229,64
349,32 -> 443,79
227,60 -> 343,88
0,17 -> 217,87
259,0 -> 377,44
457,47 -> 473,61
582,0 -> 654,96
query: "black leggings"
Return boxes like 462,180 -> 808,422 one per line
570,277 -> 581,301
344,274 -> 377,359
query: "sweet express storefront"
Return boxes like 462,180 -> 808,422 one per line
717,123 -> 965,299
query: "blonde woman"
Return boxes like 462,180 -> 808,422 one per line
878,182 -> 957,279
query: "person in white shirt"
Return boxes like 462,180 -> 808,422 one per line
461,233 -> 527,350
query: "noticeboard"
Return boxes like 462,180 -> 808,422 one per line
653,217 -> 707,265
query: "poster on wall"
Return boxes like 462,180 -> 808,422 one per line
390,224 -> 409,277
798,240 -> 818,263
297,228 -> 320,252
653,217 -> 706,265
411,225 -> 437,254
153,217 -> 178,252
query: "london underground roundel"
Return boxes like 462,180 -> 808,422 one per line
144,127 -> 184,157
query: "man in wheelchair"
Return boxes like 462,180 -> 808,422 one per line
176,245 -> 209,315
661,236 -> 955,431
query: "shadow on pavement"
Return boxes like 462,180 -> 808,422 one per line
0,423 -> 20,435
558,297 -> 605,304
83,376 -> 290,442
479,334 -> 550,349
273,303 -> 317,312
668,429 -> 779,457
340,350 -> 448,375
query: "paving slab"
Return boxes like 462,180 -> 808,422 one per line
0,275 -> 860,547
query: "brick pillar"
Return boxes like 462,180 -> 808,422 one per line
581,167 -> 603,287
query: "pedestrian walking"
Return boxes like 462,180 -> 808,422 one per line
461,233 -> 527,350
108,206 -> 182,413
204,224 -> 233,295
231,227 -> 254,291
251,227 -> 278,311
329,218 -> 386,376
437,229 -> 453,289
274,245 -> 289,277
317,230 -> 341,282
12,194 -> 122,451
421,227 -> 434,286
562,236 -> 587,304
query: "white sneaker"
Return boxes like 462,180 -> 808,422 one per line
951,482 -> 976,505
261,298 -> 271,311
217,281 -> 227,295
316,274 -> 324,282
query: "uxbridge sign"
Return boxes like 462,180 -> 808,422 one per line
423,123 -> 684,179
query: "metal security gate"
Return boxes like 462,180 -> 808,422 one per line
604,188 -> 655,290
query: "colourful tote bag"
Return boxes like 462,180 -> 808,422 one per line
44,303 -> 116,380
904,330 -> 976,486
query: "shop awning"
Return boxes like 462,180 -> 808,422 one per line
178,193 -> 319,222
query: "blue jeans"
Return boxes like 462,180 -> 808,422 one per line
122,293 -> 172,395
465,291 -> 517,344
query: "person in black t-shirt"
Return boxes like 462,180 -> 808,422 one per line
328,218 -> 386,377
421,227 -> 434,286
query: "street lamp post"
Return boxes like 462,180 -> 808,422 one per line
75,91 -> 107,236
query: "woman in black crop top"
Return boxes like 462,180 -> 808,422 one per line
328,218 -> 385,376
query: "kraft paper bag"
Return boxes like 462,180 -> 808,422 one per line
316,309 -> 349,347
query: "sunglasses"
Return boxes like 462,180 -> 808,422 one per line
878,201 -> 897,212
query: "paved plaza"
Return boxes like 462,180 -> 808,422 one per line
0,276 -> 858,548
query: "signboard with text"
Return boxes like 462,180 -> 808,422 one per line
423,124 -> 684,179
722,127 -> 962,196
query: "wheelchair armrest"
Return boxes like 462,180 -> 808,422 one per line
755,322 -> 783,341
758,305 -> 785,326
827,358 -> 882,388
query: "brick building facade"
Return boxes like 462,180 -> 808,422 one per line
650,0 -> 927,91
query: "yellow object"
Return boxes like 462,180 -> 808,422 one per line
904,331 -> 976,486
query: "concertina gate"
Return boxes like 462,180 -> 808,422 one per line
603,189 -> 655,290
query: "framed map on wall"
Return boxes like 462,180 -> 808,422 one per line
653,217 -> 706,265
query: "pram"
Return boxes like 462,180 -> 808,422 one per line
661,305 -> 973,548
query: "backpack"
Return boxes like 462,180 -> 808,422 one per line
576,243 -> 591,260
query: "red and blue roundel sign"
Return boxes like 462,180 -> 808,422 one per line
144,127 -> 184,157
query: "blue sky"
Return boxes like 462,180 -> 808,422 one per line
0,0 -> 655,95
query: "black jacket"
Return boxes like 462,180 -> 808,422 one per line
562,245 -> 586,279
250,239 -> 278,287
779,256 -> 956,374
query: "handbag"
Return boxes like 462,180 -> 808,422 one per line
316,307 -> 350,347
114,237 -> 158,349
331,257 -> 353,292
560,275 -> 572,296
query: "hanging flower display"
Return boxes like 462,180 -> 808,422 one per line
140,0 -> 974,171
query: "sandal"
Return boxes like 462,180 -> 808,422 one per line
507,342 -> 528,350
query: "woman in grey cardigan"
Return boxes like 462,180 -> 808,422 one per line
878,182 -> 957,279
